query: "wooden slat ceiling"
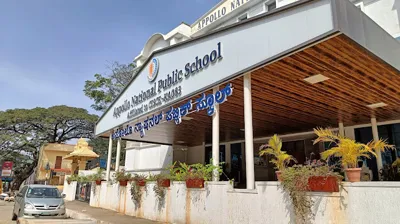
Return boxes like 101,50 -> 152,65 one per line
117,34 -> 400,146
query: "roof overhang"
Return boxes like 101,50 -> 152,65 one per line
95,0 -> 400,145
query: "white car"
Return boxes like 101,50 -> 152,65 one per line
0,193 -> 9,200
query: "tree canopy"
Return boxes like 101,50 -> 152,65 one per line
0,105 -> 98,189
84,62 -> 137,112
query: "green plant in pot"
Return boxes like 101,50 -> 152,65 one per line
280,160 -> 342,223
259,134 -> 296,181
114,169 -> 132,186
314,127 -> 394,182
66,174 -> 78,184
132,174 -> 147,186
147,173 -> 171,202
177,162 -> 222,188
90,169 -> 104,185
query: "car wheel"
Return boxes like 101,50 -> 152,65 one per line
11,212 -> 17,221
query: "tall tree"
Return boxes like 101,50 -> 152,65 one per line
0,105 -> 98,189
84,62 -> 137,112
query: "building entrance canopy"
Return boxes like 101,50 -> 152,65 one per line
96,0 -> 400,146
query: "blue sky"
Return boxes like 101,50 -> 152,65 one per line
0,0 -> 219,115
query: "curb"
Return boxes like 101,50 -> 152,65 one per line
66,208 -> 112,224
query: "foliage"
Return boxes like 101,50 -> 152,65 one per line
153,183 -> 166,202
0,105 -> 98,189
88,138 -> 126,164
314,127 -> 395,168
89,169 -> 105,181
84,62 -> 137,112
259,134 -> 297,171
380,164 -> 400,181
392,158 -> 400,167
77,175 -> 91,183
173,162 -> 223,181
114,169 -> 132,182
130,182 -> 143,207
281,161 -> 342,223
132,173 -> 147,181
146,173 -> 171,201
66,175 -> 79,183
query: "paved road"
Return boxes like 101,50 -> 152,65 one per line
0,200 -> 15,224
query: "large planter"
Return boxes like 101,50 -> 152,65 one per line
276,171 -> 283,181
346,168 -> 362,182
157,179 -> 171,187
186,178 -> 205,188
308,176 -> 339,192
119,180 -> 128,186
136,179 -> 146,187
95,180 -> 102,185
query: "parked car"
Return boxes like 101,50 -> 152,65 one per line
12,185 -> 66,220
0,192 -> 9,200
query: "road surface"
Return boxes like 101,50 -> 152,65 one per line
0,200 -> 15,224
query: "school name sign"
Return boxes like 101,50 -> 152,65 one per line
112,42 -> 223,121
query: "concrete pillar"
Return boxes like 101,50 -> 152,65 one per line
106,134 -> 113,181
212,87 -> 220,181
225,143 -> 232,173
371,117 -> 383,170
338,122 -> 345,136
115,138 -> 122,172
244,73 -> 255,189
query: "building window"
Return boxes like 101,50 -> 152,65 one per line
265,1 -> 277,12
237,13 -> 248,22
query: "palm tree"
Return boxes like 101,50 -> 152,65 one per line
259,134 -> 296,180
313,127 -> 394,181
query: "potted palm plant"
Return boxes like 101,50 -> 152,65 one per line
314,127 -> 394,182
259,134 -> 296,181
114,169 -> 132,186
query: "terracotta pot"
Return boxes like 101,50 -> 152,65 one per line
276,171 -> 283,181
186,178 -> 205,188
119,180 -> 128,186
95,180 -> 102,185
158,179 -> 171,187
67,180 -> 71,185
346,168 -> 362,182
308,176 -> 339,192
136,179 -> 146,186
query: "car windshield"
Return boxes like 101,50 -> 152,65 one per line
26,187 -> 61,198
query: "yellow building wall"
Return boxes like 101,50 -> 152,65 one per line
37,147 -> 86,180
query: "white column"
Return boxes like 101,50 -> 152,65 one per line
244,73 -> 255,189
371,117 -> 383,170
338,122 -> 345,136
212,87 -> 220,181
106,134 -> 113,181
115,138 -> 122,172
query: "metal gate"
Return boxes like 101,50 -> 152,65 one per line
75,182 -> 91,202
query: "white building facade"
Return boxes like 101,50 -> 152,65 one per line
84,1 -> 400,222
121,0 -> 400,183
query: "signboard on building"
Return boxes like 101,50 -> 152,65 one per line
192,0 -> 253,32
95,0 -> 335,136
1,161 -> 13,177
